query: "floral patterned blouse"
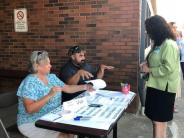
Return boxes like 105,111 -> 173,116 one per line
17,74 -> 64,126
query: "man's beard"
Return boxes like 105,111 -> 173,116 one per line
79,60 -> 86,67
72,60 -> 86,67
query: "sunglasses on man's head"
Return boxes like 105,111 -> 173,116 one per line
71,46 -> 80,53
68,46 -> 82,56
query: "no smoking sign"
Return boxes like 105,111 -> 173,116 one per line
14,8 -> 28,32
17,11 -> 24,20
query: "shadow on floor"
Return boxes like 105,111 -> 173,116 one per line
6,125 -> 25,138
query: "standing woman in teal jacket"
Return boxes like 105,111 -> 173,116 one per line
140,15 -> 180,138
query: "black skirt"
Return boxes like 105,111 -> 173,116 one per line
145,87 -> 176,122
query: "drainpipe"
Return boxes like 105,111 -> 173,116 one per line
138,0 -> 147,115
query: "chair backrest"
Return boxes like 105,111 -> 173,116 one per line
0,119 -> 10,138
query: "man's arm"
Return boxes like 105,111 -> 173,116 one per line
67,71 -> 81,85
67,69 -> 94,85
97,64 -> 114,79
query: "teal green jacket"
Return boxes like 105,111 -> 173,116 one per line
146,39 -> 180,93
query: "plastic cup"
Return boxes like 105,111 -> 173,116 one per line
121,84 -> 130,94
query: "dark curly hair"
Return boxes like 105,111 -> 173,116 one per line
145,15 -> 176,47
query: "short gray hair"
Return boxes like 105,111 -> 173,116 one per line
29,51 -> 49,73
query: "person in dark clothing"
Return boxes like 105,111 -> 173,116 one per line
59,46 -> 114,102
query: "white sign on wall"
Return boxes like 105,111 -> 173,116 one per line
14,8 -> 28,32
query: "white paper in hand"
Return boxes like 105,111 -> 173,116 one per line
86,79 -> 106,89
85,79 -> 107,96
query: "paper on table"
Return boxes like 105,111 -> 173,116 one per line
97,97 -> 114,105
96,89 -> 122,97
39,90 -> 136,130
88,90 -> 135,107
63,97 -> 88,112
40,113 -> 61,122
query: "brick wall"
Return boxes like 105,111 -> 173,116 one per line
0,0 -> 140,112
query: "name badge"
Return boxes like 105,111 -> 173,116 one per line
154,47 -> 160,54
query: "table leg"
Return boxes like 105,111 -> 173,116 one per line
113,123 -> 117,138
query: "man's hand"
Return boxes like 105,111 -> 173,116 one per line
97,64 -> 114,79
77,69 -> 94,80
100,64 -> 114,71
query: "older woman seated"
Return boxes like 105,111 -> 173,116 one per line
17,51 -> 93,138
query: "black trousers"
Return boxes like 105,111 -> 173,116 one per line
181,62 -> 184,79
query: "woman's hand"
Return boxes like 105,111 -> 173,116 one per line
140,62 -> 150,73
48,86 -> 63,97
140,62 -> 146,72
84,84 -> 95,92
23,86 -> 63,114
